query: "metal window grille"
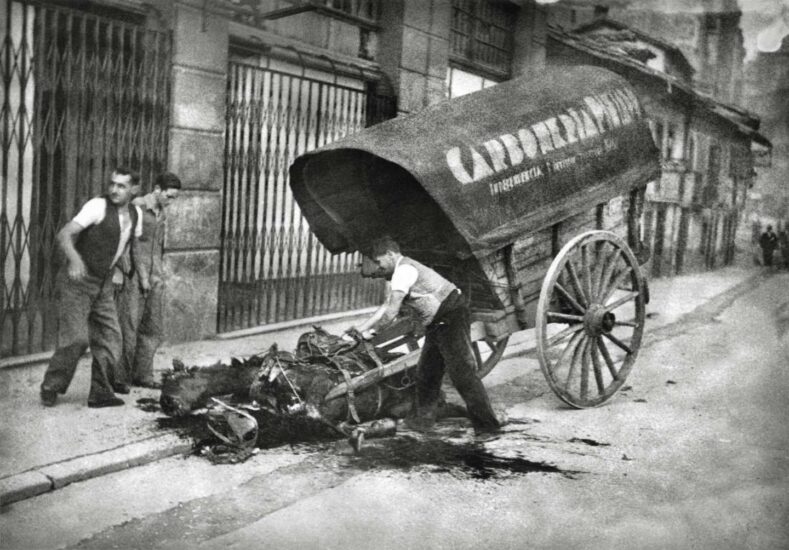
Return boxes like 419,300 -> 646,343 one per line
218,53 -> 396,333
1,1 -> 171,358
450,0 -> 515,78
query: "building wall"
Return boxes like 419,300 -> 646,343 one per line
546,35 -> 754,278
378,1 -> 451,114
159,0 -> 550,342
608,5 -> 745,105
742,39 -> 789,230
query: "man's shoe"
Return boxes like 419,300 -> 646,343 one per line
40,388 -> 57,407
112,383 -> 131,395
473,410 -> 508,437
133,379 -> 162,390
87,396 -> 125,408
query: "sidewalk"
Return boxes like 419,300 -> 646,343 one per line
0,265 -> 767,506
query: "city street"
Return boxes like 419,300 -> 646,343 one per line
2,270 -> 787,550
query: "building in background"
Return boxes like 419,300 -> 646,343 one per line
0,0 -> 773,363
0,0 -> 552,361
546,14 -> 769,276
742,36 -> 789,237
548,0 -> 747,104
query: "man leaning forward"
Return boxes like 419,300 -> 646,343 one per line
39,168 -> 142,408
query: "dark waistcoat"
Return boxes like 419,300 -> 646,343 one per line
75,197 -> 138,278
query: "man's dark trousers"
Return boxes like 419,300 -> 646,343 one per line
117,277 -> 163,384
763,248 -> 774,267
41,272 -> 122,401
415,292 -> 499,430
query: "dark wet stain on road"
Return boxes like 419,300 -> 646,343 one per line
156,414 -> 212,442
349,435 -> 582,480
136,397 -> 160,413
568,437 -> 610,447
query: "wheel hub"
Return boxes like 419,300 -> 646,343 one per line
584,304 -> 616,336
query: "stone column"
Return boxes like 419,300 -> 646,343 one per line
163,2 -> 228,343
511,1 -> 548,78
378,0 -> 451,114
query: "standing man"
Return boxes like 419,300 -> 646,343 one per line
40,167 -> 143,408
347,236 -> 505,435
117,172 -> 181,389
759,225 -> 779,268
779,225 -> 789,269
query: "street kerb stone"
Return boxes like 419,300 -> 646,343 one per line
0,471 -> 53,506
37,434 -> 193,491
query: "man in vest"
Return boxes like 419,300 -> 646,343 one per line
117,172 -> 181,389
349,236 -> 505,435
40,167 -> 143,408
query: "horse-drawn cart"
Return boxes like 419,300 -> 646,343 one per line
289,65 -> 660,410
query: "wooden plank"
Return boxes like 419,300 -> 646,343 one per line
323,349 -> 422,402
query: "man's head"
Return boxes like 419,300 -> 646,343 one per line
363,236 -> 402,279
767,225 -> 773,232
107,167 -> 135,206
153,172 -> 182,209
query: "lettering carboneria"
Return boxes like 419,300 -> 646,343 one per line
445,87 -> 642,186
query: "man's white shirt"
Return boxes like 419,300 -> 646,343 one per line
389,256 -> 418,294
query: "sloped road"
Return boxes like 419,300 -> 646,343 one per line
2,272 -> 788,550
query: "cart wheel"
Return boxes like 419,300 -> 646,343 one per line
536,230 -> 646,408
473,336 -> 509,379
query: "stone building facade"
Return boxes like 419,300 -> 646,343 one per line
545,18 -> 766,277
742,37 -> 789,233
0,0 -> 553,360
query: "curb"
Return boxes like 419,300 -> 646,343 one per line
0,434 -> 192,507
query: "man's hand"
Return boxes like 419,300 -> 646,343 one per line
341,327 -> 375,342
67,258 -> 87,281
139,277 -> 151,296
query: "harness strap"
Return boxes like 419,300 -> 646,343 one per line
337,366 -> 361,423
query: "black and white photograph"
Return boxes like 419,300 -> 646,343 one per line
1,0 -> 787,548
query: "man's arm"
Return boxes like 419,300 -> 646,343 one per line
132,207 -> 160,292
357,290 -> 407,336
57,221 -> 87,280
132,219 -> 153,292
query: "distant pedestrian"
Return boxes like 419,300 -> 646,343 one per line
759,225 -> 779,268
39,168 -> 143,408
117,172 -> 181,389
779,227 -> 789,269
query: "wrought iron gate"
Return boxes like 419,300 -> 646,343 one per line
1,1 -> 171,358
218,53 -> 396,332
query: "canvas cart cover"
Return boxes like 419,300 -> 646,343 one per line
290,66 -> 660,260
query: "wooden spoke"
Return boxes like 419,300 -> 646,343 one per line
554,282 -> 585,314
555,331 -> 584,376
590,342 -> 605,394
597,337 -> 618,380
580,338 -> 590,400
474,336 -> 510,379
565,335 -> 587,390
564,259 -> 588,308
472,341 -> 483,368
614,320 -> 639,328
546,322 -> 585,347
597,247 -> 622,302
581,245 -> 593,304
590,242 -> 608,301
603,331 -> 633,354
547,311 -> 584,323
601,266 -> 634,304
604,290 -> 640,313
